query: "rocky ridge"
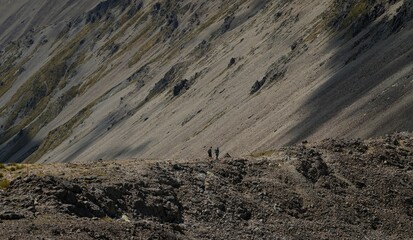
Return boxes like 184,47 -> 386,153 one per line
0,133 -> 412,239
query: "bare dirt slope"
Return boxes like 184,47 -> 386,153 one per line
0,0 -> 413,163
0,133 -> 412,239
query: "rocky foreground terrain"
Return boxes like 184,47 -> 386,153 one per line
0,133 -> 412,239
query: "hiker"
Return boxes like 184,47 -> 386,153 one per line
215,147 -> 220,160
208,147 -> 213,158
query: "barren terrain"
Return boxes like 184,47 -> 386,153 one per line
1,1 -> 413,239
1,133 -> 412,239
1,0 -> 413,163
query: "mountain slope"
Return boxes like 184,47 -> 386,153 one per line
0,0 -> 413,163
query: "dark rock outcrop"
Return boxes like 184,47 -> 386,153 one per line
173,79 -> 189,96
86,0 -> 134,24
147,63 -> 187,99
250,77 -> 266,94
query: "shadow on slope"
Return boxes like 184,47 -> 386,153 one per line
285,1 -> 413,145
58,105 -> 153,162
0,129 -> 40,163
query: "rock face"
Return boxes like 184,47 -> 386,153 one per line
0,133 -> 413,239
173,79 -> 189,96
294,148 -> 329,183
1,0 -> 413,163
250,77 -> 266,94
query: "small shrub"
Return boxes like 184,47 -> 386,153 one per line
0,178 -> 10,189
251,150 -> 277,158
102,217 -> 113,222
15,164 -> 25,170
7,164 -> 25,171
0,163 -> 5,169
0,172 -> 3,178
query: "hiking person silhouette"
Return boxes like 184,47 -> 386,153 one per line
215,147 -> 220,160
208,147 -> 213,158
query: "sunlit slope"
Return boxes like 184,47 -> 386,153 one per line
0,0 -> 412,163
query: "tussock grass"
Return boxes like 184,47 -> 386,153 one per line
303,0 -> 370,45
113,13 -> 152,59
0,26 -> 92,146
344,0 -> 368,26
0,178 -> 10,189
7,163 -> 26,171
99,8 -> 147,53
250,150 -> 277,158
25,106 -> 92,164
128,33 -> 160,67
25,76 -> 124,163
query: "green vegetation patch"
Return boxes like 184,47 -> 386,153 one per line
0,26 -> 92,146
250,150 -> 277,158
112,12 -> 151,60
128,32 -> 160,67
305,0 -> 392,47
24,71 -> 132,163
0,163 -> 26,172
99,6 -> 148,54
0,178 -> 10,189
25,105 -> 93,164
341,0 -> 369,28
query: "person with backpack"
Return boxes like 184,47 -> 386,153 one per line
208,147 -> 213,159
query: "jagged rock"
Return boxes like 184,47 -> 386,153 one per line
295,151 -> 329,182
173,79 -> 189,96
153,2 -> 161,13
0,211 -> 25,220
2,134 -> 413,238
390,1 -> 413,32
127,1 -> 143,17
195,39 -> 210,57
220,15 -> 235,34
148,63 -> 187,99
228,57 -> 236,67
0,0 -> 413,237
86,0 -> 132,23
290,41 -> 298,51
250,77 -> 266,94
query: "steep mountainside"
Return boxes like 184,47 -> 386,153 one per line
1,0 -> 413,163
